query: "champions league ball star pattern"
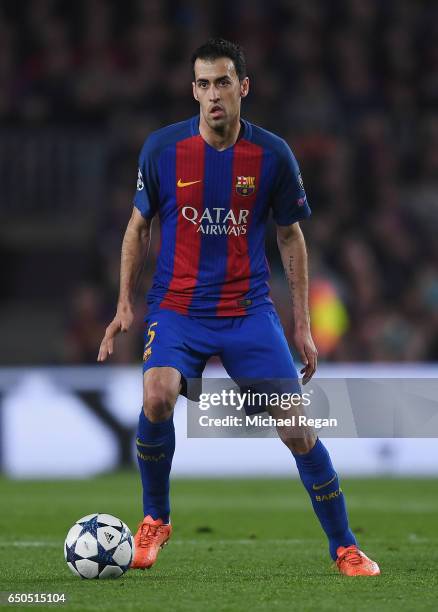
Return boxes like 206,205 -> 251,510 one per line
64,513 -> 134,579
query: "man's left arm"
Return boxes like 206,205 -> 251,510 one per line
276,222 -> 317,384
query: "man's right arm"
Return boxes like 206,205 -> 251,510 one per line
97,207 -> 152,361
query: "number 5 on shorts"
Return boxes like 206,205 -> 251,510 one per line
145,322 -> 158,348
143,322 -> 158,362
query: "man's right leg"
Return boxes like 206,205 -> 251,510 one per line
131,309 -> 213,569
131,366 -> 181,569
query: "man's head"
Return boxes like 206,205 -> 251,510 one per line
191,38 -> 249,131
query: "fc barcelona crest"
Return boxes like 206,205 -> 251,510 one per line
236,176 -> 256,196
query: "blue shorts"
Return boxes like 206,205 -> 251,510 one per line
142,309 -> 300,397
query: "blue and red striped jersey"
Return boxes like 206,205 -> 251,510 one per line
134,115 -> 311,317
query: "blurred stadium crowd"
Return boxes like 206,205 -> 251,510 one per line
1,0 -> 437,365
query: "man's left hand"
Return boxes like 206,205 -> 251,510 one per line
293,326 -> 318,385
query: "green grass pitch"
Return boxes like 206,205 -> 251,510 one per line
0,474 -> 437,611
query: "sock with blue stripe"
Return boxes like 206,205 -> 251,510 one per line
136,410 -> 175,523
293,438 -> 357,560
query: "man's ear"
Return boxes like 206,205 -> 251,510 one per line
240,76 -> 250,98
192,82 -> 198,101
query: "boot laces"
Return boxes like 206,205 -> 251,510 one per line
339,546 -> 362,566
139,523 -> 165,548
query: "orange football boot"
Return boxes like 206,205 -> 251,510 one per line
130,515 -> 172,570
336,545 -> 380,576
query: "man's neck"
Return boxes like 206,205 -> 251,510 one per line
199,114 -> 242,151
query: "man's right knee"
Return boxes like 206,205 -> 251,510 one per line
143,367 -> 181,423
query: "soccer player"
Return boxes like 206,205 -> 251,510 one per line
97,38 -> 380,577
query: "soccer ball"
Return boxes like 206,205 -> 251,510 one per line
64,513 -> 134,579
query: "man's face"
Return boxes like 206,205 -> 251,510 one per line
192,57 -> 249,130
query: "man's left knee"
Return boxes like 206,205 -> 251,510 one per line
278,427 -> 317,455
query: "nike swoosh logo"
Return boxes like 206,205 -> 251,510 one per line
177,179 -> 202,188
312,474 -> 337,490
136,438 -> 163,448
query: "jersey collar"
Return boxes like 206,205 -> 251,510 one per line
190,115 -> 252,147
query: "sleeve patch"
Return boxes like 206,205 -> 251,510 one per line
137,169 -> 144,191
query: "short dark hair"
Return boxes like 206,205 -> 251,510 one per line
191,38 -> 247,81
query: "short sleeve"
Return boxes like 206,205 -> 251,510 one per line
133,136 -> 160,219
271,140 -> 311,226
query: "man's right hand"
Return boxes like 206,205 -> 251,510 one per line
97,304 -> 134,361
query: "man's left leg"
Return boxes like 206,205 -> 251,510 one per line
221,310 -> 380,576
270,405 -> 378,575
274,408 -> 380,575
272,412 -> 357,558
